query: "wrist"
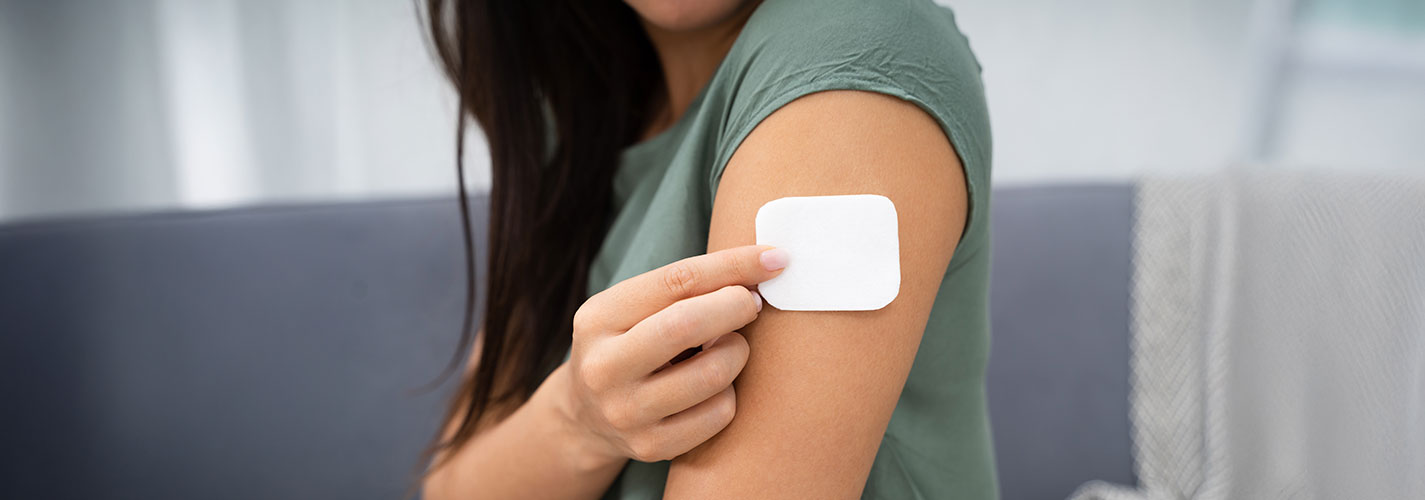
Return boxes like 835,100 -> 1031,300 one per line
535,363 -> 627,475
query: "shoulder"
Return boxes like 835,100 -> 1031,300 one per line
724,0 -> 984,97
734,0 -> 979,67
711,0 -> 990,176
705,0 -> 991,236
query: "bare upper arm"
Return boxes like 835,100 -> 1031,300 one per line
664,90 -> 968,498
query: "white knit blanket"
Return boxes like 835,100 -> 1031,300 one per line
1074,171 -> 1425,500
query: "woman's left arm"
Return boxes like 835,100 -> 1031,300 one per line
665,90 -> 970,498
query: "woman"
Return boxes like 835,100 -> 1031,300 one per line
421,0 -> 993,498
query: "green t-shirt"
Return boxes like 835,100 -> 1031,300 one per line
587,0 -> 994,498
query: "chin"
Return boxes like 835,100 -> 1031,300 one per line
625,0 -> 755,33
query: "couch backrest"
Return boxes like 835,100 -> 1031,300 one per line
0,185 -> 1136,499
1,199 -> 477,499
988,184 -> 1137,499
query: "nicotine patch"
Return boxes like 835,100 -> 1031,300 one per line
755,194 -> 900,311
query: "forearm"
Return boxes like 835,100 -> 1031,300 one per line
423,364 -> 628,500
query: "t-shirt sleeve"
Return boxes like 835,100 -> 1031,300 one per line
706,0 -> 992,248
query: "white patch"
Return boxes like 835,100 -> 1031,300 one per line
755,194 -> 900,311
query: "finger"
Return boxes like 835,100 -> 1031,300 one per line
617,285 -> 761,374
645,385 -> 738,461
584,245 -> 788,332
636,332 -> 749,418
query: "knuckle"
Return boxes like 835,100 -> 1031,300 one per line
577,351 -> 615,391
724,250 -> 750,280
661,262 -> 700,297
627,434 -> 663,462
602,400 -> 637,431
709,286 -> 756,324
571,303 -> 597,336
724,332 -> 750,364
658,308 -> 697,344
715,390 -> 737,426
575,366 -> 601,393
728,285 -> 758,318
698,358 -> 728,392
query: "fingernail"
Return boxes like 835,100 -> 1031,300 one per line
759,248 -> 789,271
751,290 -> 763,312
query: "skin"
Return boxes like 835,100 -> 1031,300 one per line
424,1 -> 968,498
424,246 -> 786,500
667,90 -> 966,497
629,0 -> 759,139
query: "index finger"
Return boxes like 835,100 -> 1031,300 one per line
583,245 -> 788,333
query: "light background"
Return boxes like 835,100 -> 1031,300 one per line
0,0 -> 1421,223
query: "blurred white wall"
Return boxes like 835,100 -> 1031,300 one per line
0,0 -> 488,222
953,0 -> 1257,183
0,0 -> 1421,222
954,0 -> 1425,183
1276,24 -> 1425,170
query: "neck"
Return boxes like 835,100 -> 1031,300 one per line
640,3 -> 759,138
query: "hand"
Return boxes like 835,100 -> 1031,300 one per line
557,245 -> 789,463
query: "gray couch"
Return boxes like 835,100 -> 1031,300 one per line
0,184 -> 1136,499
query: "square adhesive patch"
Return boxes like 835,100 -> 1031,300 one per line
755,194 -> 900,311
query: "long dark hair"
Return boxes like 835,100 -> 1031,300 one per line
422,0 -> 662,461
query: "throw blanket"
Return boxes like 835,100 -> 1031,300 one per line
1074,171 -> 1425,500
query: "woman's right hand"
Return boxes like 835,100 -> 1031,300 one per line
555,245 -> 789,464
